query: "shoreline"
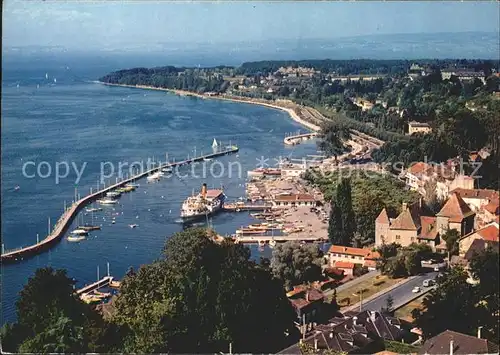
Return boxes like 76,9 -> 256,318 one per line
97,82 -> 321,132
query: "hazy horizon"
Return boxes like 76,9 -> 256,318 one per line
3,1 -> 499,52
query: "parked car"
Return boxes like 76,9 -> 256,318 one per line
423,279 -> 435,287
412,286 -> 421,293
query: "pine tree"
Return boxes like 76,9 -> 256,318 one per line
328,199 -> 342,244
336,178 -> 356,245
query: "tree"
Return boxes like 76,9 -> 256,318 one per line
113,228 -> 297,353
381,295 -> 394,314
412,267 -> 479,339
442,229 -> 460,258
469,247 -> 499,340
0,267 -> 111,353
328,199 -> 343,245
19,315 -> 84,354
271,242 -> 324,290
335,178 -> 356,246
318,122 -> 350,162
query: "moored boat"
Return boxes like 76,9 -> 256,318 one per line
180,183 -> 225,221
98,198 -> 118,205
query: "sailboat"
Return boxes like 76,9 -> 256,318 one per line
45,73 -> 48,79
212,138 -> 218,149
53,78 -> 57,83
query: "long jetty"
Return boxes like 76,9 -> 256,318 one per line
1,145 -> 239,264
284,132 -> 318,145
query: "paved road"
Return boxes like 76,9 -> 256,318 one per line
359,271 -> 439,312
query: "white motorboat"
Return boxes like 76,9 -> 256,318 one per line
67,235 -> 86,242
129,224 -> 139,228
85,207 -> 102,212
147,172 -> 161,181
161,167 -> 173,173
106,191 -> 121,198
70,229 -> 89,235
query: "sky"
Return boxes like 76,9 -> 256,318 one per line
2,1 -> 499,51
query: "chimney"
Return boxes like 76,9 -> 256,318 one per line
306,291 -> 310,303
402,202 -> 408,211
478,326 -> 483,339
353,316 -> 358,325
329,332 -> 334,339
450,340 -> 454,355
314,338 -> 318,351
201,183 -> 207,199
370,311 -> 376,322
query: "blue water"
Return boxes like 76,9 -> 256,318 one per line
1,54 -> 320,324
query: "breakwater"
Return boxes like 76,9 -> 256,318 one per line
1,146 -> 239,264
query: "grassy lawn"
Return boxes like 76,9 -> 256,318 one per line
394,294 -> 427,322
330,274 -> 404,308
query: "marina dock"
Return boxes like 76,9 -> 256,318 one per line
76,276 -> 114,295
1,145 -> 239,264
234,235 -> 328,244
223,203 -> 272,211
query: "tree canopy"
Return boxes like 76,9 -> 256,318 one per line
113,228 -> 297,353
270,241 -> 324,290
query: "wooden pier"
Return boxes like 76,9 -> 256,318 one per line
76,276 -> 114,295
223,203 -> 272,212
1,145 -> 239,264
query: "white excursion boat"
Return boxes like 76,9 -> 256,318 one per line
180,183 -> 226,222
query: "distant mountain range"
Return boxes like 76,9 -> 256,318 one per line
3,32 -> 499,67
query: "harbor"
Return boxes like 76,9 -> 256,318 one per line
1,143 -> 239,263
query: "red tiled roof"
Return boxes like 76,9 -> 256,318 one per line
437,193 -> 474,221
483,199 -> 500,215
334,261 -> 355,269
390,208 -> 419,230
289,298 -> 310,310
407,162 -> 428,175
329,245 -> 380,259
364,260 -> 377,268
274,193 -> 315,202
324,267 -> 344,277
376,208 -> 390,224
205,189 -> 224,198
419,216 -> 438,240
477,224 -> 500,242
451,188 -> 499,201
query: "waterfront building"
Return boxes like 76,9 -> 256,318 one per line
272,194 -> 316,208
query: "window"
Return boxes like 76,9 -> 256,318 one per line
395,235 -> 401,240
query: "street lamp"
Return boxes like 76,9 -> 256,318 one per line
353,290 -> 363,312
